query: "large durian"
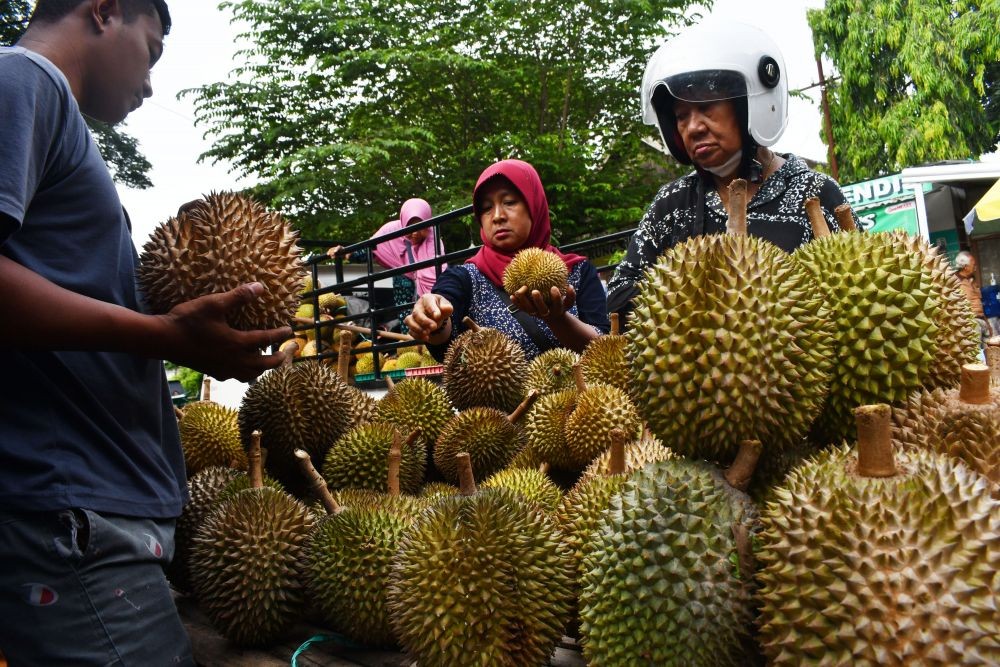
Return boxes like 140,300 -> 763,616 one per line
756,405 -> 1000,664
388,453 -> 574,665
525,347 -> 579,394
238,361 -> 355,496
578,442 -> 762,666
627,181 -> 833,463
579,312 -> 629,393
138,191 -> 306,330
502,247 -> 569,302
188,432 -> 315,647
443,318 -> 527,412
793,200 -> 944,442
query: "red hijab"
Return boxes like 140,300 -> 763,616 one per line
466,159 -> 586,287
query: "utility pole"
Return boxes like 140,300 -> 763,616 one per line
816,55 -> 840,182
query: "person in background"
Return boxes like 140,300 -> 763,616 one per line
0,1 -> 289,664
328,198 -> 445,332
405,159 -> 610,360
606,18 -> 857,324
954,251 -> 994,347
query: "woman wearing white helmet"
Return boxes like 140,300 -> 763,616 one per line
606,18 -> 857,322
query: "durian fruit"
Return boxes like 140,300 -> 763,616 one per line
189,432 -> 315,647
525,347 -> 579,394
502,247 -> 569,303
323,426 -> 425,495
318,291 -> 346,314
756,405 -> 1000,665
578,441 -> 762,666
382,358 -> 399,372
793,200 -> 945,443
418,352 -> 439,368
577,429 -> 674,484
238,361 -> 355,497
628,181 -> 833,463
347,385 -> 378,426
178,396 -> 245,476
523,388 -> 576,469
138,192 -> 306,331
389,453 -> 574,666
373,377 -> 454,448
893,363 -> 999,487
443,318 -> 527,412
889,230 -> 981,390
433,391 -> 538,484
579,312 -> 629,393
562,365 -> 641,470
482,464 -> 563,512
395,350 -> 424,370
418,481 -> 460,500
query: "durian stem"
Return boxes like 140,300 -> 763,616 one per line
805,197 -> 831,239
610,312 -> 620,336
725,179 -> 748,236
248,430 -> 264,489
538,462 -> 551,475
731,523 -> 755,581
384,374 -> 396,391
834,203 -> 857,232
507,389 -> 541,424
334,321 -> 413,342
959,363 -> 991,405
988,338 -> 1000,383
336,330 -> 353,381
201,377 -> 211,403
854,404 -> 897,477
723,440 -> 762,492
456,453 -> 477,496
461,317 -> 481,332
573,364 -> 587,394
387,432 -> 402,497
608,428 -> 627,476
295,449 -> 342,515
173,405 -> 185,420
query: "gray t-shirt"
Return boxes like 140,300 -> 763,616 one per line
0,47 -> 185,518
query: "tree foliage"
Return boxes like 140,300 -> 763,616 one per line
810,0 -> 1000,183
1,0 -> 154,189
184,0 -> 699,246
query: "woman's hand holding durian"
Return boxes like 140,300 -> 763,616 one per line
510,284 -> 577,322
405,293 -> 454,343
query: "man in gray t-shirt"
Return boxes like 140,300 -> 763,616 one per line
0,1 -> 291,663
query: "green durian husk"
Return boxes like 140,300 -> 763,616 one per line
179,401 -> 245,475
433,408 -> 524,484
525,347 -> 580,394
443,326 -> 527,412
322,421 -> 426,495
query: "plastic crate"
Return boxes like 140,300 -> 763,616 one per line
352,369 -> 406,383
404,364 -> 445,377
982,285 -> 1000,318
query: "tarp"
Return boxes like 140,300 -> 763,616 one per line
963,178 -> 1000,236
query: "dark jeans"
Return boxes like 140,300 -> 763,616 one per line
0,508 -> 194,666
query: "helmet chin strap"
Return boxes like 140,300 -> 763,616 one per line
701,150 -> 743,178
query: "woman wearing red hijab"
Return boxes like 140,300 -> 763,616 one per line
406,159 -> 610,360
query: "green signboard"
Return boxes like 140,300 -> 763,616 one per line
841,173 -> 931,234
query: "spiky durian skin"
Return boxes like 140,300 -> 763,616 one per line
318,291 -> 345,314
482,467 -> 563,512
189,487 -> 314,647
563,384 -> 641,470
579,459 -> 759,666
628,234 -> 833,463
347,385 -> 378,426
557,473 -> 630,591
433,408 -> 525,484
443,327 -> 527,412
890,231 -> 981,389
138,191 -> 305,331
418,481 -> 460,500
388,488 -> 574,666
306,507 -> 411,647
395,351 -> 424,370
793,231 -> 942,443
238,361 -> 355,496
525,348 -> 580,394
523,388 -> 577,469
178,401 -> 245,475
372,377 -> 454,447
216,471 -> 284,504
578,432 -> 674,484
354,354 -> 376,375
322,421 -> 426,495
167,466 -> 241,593
756,446 -> 1000,665
502,247 -> 569,301
580,334 -> 630,393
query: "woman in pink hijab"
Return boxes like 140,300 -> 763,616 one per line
328,198 -> 445,331
405,159 -> 609,360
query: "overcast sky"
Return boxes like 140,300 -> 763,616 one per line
117,0 -> 830,249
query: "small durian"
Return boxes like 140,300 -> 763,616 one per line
395,350 -> 424,370
138,191 -> 306,331
562,365 -> 641,470
178,396 -> 245,476
525,347 -> 579,394
482,464 -> 563,513
502,247 -> 569,303
443,318 -> 527,412
418,481 -> 460,500
579,312 -> 629,393
578,429 -> 674,484
322,426 -> 425,495
373,377 -> 453,448
318,291 -> 346,314
523,387 -> 577,470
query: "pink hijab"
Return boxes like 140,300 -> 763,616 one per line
466,159 -> 586,287
370,198 -> 446,296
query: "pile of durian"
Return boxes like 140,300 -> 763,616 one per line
160,185 -> 997,665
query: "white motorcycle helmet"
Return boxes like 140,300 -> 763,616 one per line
641,19 -> 789,166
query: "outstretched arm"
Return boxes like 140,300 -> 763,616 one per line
0,254 -> 290,382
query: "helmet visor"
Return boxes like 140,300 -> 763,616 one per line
658,69 -> 747,103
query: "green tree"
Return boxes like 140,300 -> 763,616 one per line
184,0 -> 698,246
1,0 -> 154,189
810,0 -> 1000,183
